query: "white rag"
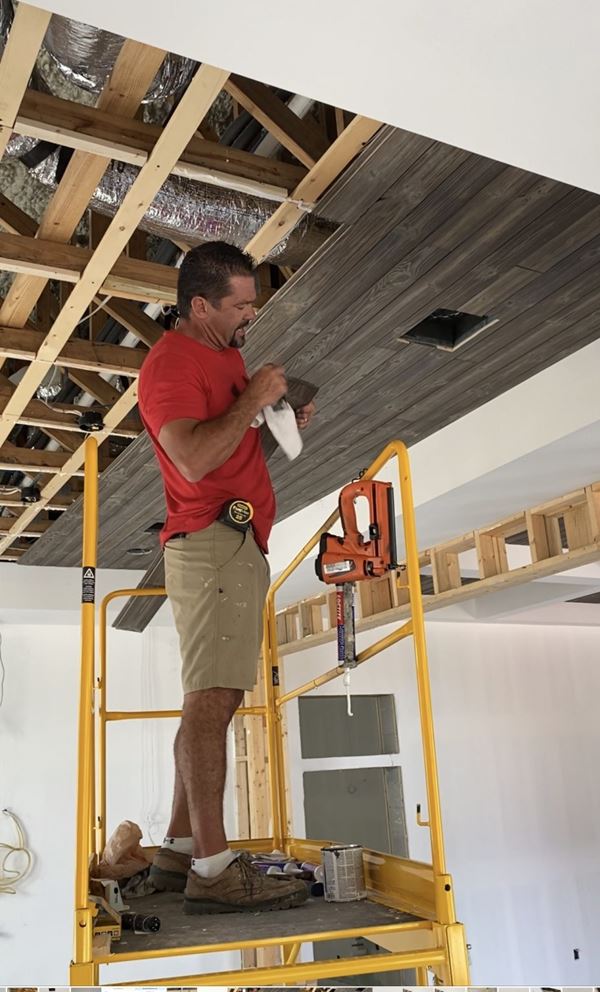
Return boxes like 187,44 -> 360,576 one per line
252,398 -> 303,460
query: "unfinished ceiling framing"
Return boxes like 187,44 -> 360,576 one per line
0,1 -> 379,565
2,3 -> 600,637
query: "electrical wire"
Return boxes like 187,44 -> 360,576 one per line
74,294 -> 113,329
0,808 -> 33,894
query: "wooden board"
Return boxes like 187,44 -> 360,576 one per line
0,232 -> 178,303
0,4 -> 52,157
14,88 -> 306,195
115,891 -> 416,953
224,74 -> 328,168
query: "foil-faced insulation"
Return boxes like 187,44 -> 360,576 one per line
6,137 -> 333,266
41,14 -> 197,102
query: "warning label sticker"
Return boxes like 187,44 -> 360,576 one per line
82,566 -> 96,604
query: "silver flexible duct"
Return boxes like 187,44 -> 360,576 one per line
6,137 -> 333,266
41,14 -> 197,103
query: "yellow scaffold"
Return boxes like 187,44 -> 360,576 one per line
69,437 -> 470,986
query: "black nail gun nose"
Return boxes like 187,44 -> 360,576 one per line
315,479 -> 398,584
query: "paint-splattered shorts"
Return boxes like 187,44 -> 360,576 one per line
164,522 -> 271,693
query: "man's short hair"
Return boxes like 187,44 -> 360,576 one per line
177,241 -> 256,318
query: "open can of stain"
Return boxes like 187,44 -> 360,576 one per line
321,844 -> 366,902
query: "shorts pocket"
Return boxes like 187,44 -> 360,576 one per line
213,524 -> 248,570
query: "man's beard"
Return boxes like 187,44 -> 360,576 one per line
231,324 -> 249,348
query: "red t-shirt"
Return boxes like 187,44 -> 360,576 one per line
138,330 -> 276,552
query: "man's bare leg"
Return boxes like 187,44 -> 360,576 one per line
166,763 -> 192,839
174,686 -> 243,858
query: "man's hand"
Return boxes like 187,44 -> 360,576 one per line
246,364 -> 287,411
295,400 -> 316,430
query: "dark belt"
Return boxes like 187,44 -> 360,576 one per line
169,500 -> 254,543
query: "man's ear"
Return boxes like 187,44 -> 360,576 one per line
190,295 -> 209,319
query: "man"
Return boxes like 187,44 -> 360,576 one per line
138,241 -> 315,915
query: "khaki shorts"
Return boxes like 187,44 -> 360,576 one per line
164,522 -> 271,694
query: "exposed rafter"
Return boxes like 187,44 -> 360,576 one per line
247,115 -> 381,262
0,193 -> 38,238
0,375 -> 140,439
0,491 -> 73,511
224,74 -> 328,168
0,3 -> 52,158
14,89 -> 306,199
0,327 -> 147,376
0,442 -> 85,477
0,233 -> 178,304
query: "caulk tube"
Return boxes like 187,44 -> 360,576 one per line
336,586 -> 345,663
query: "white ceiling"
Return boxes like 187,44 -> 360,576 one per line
33,0 -> 600,194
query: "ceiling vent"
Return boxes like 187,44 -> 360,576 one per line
402,308 -> 498,352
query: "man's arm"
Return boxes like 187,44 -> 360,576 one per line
158,364 -> 286,483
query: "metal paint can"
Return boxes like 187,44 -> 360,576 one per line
321,844 -> 366,902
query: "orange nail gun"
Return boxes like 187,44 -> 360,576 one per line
315,479 -> 398,584
315,480 -> 398,670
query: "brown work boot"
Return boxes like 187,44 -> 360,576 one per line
183,853 -> 308,914
149,847 -> 191,893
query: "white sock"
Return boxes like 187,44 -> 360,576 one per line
192,848 -> 237,879
162,836 -> 193,855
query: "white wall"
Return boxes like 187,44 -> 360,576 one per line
0,622 -> 239,985
283,620 -> 600,985
34,0 -> 600,196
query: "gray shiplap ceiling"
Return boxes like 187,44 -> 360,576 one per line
22,124 -> 600,570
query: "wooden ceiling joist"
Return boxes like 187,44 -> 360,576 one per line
0,443 -> 85,477
0,517 -> 49,537
224,74 -> 328,168
246,114 -> 381,262
0,492 -> 73,511
0,232 -> 178,304
0,2 -> 52,158
0,377 -> 140,439
101,298 -> 164,348
0,326 -> 147,377
0,193 -> 38,238
14,89 -> 306,199
64,370 -> 124,407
